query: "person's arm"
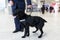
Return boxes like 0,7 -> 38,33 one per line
27,0 -> 32,5
27,0 -> 32,8
8,0 -> 14,6
8,0 -> 13,2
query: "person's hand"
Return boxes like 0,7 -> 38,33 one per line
9,1 -> 14,6
27,5 -> 32,8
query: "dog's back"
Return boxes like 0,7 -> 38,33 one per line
23,16 -> 47,27
31,16 -> 47,23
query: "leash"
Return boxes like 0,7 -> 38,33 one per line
26,7 -> 33,15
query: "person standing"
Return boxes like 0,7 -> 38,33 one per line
41,4 -> 45,14
8,0 -> 32,33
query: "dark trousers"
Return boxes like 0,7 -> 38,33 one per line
14,17 -> 21,31
12,5 -> 25,31
11,5 -> 20,31
14,11 -> 26,31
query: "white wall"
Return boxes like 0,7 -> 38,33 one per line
0,0 -> 5,10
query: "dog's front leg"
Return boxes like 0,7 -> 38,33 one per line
22,24 -> 29,38
26,26 -> 30,36
22,27 -> 27,38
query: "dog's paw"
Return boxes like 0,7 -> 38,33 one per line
22,36 -> 26,38
27,34 -> 29,37
38,36 -> 42,38
32,31 -> 36,33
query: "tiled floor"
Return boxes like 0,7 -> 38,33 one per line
0,10 -> 60,40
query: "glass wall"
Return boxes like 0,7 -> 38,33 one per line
0,0 -> 5,11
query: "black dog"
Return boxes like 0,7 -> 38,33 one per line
20,15 -> 47,38
14,9 -> 47,38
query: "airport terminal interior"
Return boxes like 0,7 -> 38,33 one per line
0,0 -> 60,40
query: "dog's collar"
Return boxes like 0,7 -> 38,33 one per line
20,19 -> 25,22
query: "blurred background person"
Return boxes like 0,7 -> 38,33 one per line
41,4 -> 45,14
49,6 -> 54,13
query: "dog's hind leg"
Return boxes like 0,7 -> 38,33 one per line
33,26 -> 38,33
38,23 -> 44,38
38,28 -> 43,38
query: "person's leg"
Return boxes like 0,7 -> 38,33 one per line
11,4 -> 17,16
13,16 -> 21,33
12,5 -> 25,33
13,11 -> 26,33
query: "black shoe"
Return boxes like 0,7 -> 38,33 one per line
20,29 -> 24,32
13,30 -> 19,33
22,36 -> 26,38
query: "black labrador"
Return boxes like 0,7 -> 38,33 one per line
20,15 -> 47,38
14,9 -> 47,38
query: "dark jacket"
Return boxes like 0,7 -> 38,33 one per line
8,0 -> 32,15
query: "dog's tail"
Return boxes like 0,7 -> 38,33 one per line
40,17 -> 47,23
44,19 -> 47,23
44,20 -> 47,23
